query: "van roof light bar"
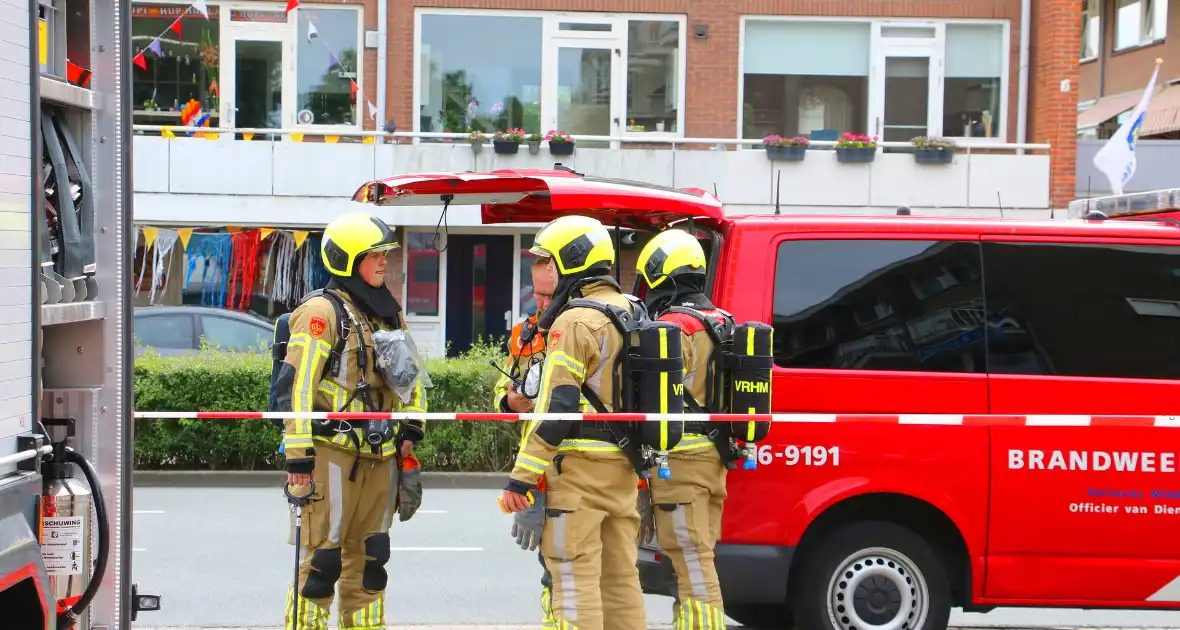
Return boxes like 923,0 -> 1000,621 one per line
1067,188 -> 1180,220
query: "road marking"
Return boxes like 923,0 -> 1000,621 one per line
132,548 -> 147,552
391,546 -> 482,552
134,510 -> 165,514
417,509 -> 447,514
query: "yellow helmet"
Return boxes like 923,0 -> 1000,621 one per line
636,229 -> 706,289
529,215 -> 614,276
321,212 -> 399,277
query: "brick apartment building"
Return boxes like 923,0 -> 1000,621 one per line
1078,0 -> 1179,140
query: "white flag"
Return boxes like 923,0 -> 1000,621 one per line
307,22 -> 318,43
1093,60 -> 1161,195
190,0 -> 209,18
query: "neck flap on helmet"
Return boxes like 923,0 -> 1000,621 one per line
327,269 -> 403,325
643,272 -> 714,316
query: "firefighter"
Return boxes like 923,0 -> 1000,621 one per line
275,212 -> 428,630
635,229 -> 729,628
497,256 -> 558,627
499,215 -> 648,630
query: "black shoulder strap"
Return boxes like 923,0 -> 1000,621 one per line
563,298 -> 641,336
317,288 -> 354,379
664,305 -> 735,413
664,306 -> 730,347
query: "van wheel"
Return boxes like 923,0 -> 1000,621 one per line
725,603 -> 793,629
792,521 -> 951,630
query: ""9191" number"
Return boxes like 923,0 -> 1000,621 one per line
756,444 -> 841,467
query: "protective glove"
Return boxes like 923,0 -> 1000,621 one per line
637,488 -> 656,546
511,490 -> 546,551
397,463 -> 423,522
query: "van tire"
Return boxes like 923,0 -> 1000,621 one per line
791,520 -> 951,630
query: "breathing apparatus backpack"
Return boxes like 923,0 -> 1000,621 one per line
560,295 -> 686,479
662,306 -> 774,470
268,289 -> 396,451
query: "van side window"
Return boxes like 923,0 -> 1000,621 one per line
773,239 -> 985,373
982,241 -> 1180,379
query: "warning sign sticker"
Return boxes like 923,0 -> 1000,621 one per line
40,516 -> 86,576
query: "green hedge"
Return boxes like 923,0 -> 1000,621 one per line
133,341 -> 520,471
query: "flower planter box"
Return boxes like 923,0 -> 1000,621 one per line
836,147 -> 876,163
493,140 -> 520,155
765,145 -> 807,162
469,140 -> 484,155
914,148 -> 955,165
550,142 -> 574,156
527,141 -> 542,155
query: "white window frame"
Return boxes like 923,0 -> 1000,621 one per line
130,0 -> 365,133
1115,0 -> 1168,51
735,15 -> 1011,145
869,21 -> 946,142
412,7 -> 688,145
1081,0 -> 1102,62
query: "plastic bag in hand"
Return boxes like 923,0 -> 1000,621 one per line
372,329 -> 433,404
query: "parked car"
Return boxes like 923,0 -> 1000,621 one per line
134,305 -> 274,356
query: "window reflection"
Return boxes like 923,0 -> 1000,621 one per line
418,14 -> 543,136
296,9 -> 359,126
626,21 -> 679,133
131,4 -> 221,129
406,232 -> 440,317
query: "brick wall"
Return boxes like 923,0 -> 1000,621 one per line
1078,0 -> 1179,102
1029,0 -> 1080,208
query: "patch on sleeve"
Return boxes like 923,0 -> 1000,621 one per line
548,330 -> 563,345
309,317 -> 328,338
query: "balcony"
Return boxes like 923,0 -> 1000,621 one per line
132,127 -> 1053,227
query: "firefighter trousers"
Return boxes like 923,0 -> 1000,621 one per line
285,443 -> 399,630
650,446 -> 728,629
542,450 -> 646,630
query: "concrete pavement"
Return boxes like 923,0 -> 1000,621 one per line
130,486 -> 1180,628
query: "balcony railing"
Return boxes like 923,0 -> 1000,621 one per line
132,126 -> 1053,219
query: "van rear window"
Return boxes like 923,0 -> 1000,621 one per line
772,238 -> 1180,380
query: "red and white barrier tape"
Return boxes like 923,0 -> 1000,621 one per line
130,411 -> 1180,427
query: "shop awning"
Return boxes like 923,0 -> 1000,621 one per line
1077,90 -> 1142,130
1140,83 -> 1180,137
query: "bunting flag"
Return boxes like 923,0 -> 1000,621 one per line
290,132 -> 305,143
243,133 -> 255,141
134,0 -> 210,79
307,22 -> 318,42
135,225 -> 337,311
286,0 -> 300,13
142,228 -> 160,250
325,136 -> 339,144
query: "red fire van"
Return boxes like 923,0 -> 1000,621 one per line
353,169 -> 1180,630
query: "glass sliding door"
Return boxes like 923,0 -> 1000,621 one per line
870,23 -> 944,145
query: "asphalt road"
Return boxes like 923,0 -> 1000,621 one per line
130,486 -> 1180,628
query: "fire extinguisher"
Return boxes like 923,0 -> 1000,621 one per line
35,418 -> 110,629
